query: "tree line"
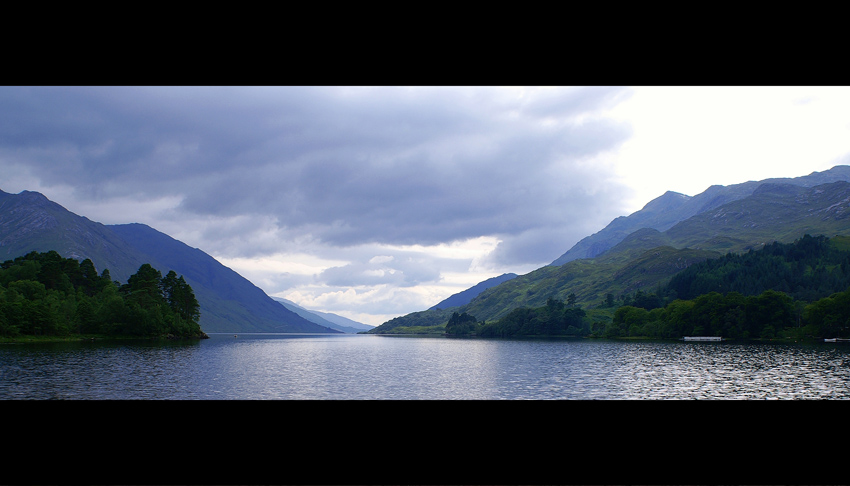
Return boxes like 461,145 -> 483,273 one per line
446,297 -> 588,338
666,234 -> 850,303
0,250 -> 204,339
602,235 -> 850,340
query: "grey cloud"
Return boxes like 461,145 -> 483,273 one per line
0,86 -> 635,267
320,262 -> 434,288
318,248 -> 452,288
521,86 -> 634,118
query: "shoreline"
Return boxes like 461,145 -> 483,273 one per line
0,332 -> 209,344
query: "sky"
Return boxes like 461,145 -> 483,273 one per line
2,85 -> 850,326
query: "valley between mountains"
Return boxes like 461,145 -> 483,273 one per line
3,165 -> 850,338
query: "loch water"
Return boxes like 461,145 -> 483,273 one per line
2,332 -> 850,399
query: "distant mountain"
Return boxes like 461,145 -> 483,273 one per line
271,297 -> 374,333
369,170 -> 850,332
429,273 -> 518,310
0,189 -> 340,334
307,309 -> 374,333
549,165 -> 850,266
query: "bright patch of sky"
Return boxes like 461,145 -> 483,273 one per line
604,86 -> 850,212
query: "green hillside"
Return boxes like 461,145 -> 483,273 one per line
369,179 -> 850,334
602,234 -> 850,340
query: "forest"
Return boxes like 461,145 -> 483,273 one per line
0,250 -> 205,339
445,296 -> 588,338
602,234 -> 850,340
478,298 -> 587,337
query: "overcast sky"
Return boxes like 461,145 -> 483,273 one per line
2,86 -> 850,326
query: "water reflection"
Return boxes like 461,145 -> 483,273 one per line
3,335 -> 850,399
612,341 -> 850,399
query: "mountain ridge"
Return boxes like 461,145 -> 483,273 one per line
0,189 -> 148,283
549,165 -> 850,266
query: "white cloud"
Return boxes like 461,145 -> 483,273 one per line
369,255 -> 394,264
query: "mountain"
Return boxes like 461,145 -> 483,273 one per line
369,169 -> 850,332
108,223 -> 340,334
0,189 -> 340,334
0,190 -> 148,283
307,309 -> 374,333
272,297 -> 374,333
549,165 -> 850,266
599,181 -> 850,260
429,273 -> 518,310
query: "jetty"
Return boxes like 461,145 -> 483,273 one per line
683,336 -> 723,342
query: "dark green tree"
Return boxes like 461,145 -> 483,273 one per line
0,253 -> 204,338
161,270 -> 200,325
77,259 -> 101,296
445,311 -> 479,335
121,264 -> 165,309
632,290 -> 663,310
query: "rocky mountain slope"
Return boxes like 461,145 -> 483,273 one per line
550,165 -> 850,265
0,189 -> 339,334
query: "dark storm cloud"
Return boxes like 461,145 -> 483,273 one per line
0,86 -> 634,267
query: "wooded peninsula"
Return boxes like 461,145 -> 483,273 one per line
0,250 -> 207,341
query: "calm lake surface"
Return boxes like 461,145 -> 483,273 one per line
2,333 -> 850,399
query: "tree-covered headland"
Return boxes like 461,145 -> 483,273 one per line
0,250 -> 205,340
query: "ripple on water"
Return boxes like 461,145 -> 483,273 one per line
3,336 -> 850,399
